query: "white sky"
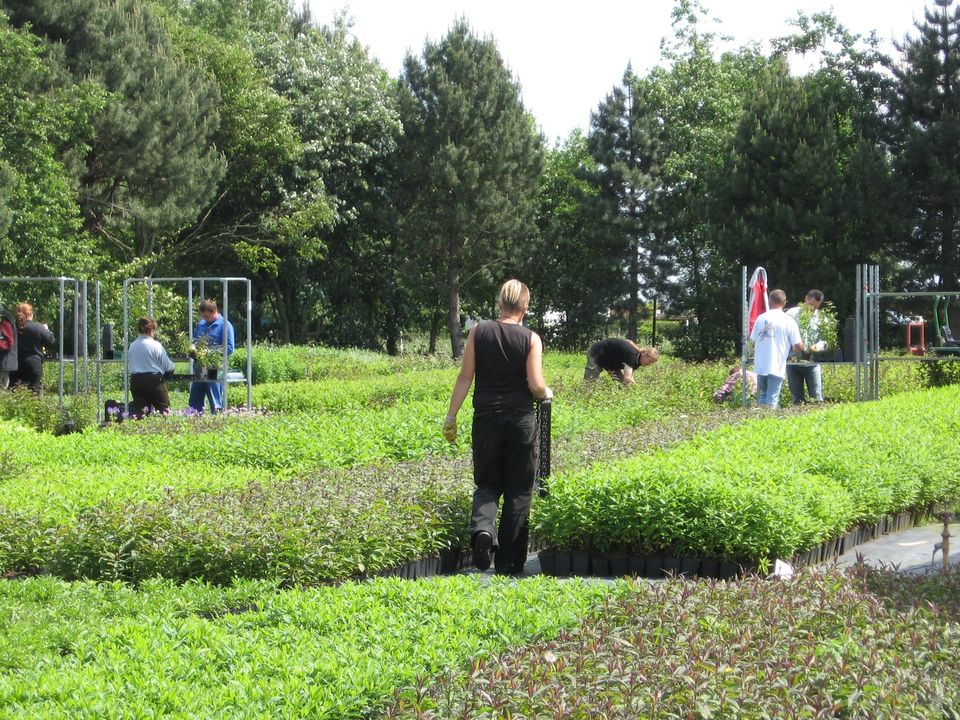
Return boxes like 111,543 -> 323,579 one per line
307,0 -> 935,143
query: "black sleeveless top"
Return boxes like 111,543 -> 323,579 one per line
473,320 -> 534,416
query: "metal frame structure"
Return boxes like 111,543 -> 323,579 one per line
118,277 -> 253,413
740,266 -> 749,407
855,263 -> 960,401
0,276 -> 90,403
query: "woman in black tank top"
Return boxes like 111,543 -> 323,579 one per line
442,279 -> 553,575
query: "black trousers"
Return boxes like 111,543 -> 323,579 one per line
471,411 -> 537,573
129,373 -> 171,417
11,357 -> 43,392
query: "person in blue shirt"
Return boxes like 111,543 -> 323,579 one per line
188,299 -> 235,414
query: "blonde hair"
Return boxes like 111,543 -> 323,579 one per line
497,279 -> 530,314
769,289 -> 787,307
639,346 -> 660,364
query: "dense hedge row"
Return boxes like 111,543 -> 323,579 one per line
0,357 -> 952,583
533,385 -> 960,563
2,465 -> 471,585
230,343 -> 458,384
3,346 -> 938,435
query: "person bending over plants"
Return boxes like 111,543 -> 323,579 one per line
583,337 -> 659,384
442,279 -> 553,576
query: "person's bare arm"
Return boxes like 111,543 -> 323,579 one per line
621,365 -> 635,384
526,332 -> 552,399
446,327 -> 477,419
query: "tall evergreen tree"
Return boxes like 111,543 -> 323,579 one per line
3,0 -> 225,268
890,0 -> 960,296
646,1 -> 769,359
714,61 -> 894,317
0,10 -> 106,280
585,67 -> 664,342
519,131 -> 614,349
396,20 -> 544,358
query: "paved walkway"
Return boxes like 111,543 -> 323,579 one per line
833,522 -> 960,574
461,523 -> 960,581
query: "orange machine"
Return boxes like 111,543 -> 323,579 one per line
907,321 -> 925,355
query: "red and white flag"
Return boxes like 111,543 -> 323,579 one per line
747,267 -> 768,335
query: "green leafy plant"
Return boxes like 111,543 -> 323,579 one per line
795,300 -> 839,351
165,330 -> 221,369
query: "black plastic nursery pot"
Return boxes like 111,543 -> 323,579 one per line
661,556 -> 682,578
716,561 -> 742,580
608,553 -> 629,577
644,555 -> 664,579
698,557 -> 720,578
537,549 -> 557,576
591,553 -> 611,577
680,557 -> 700,577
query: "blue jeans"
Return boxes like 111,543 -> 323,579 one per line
786,363 -> 822,404
756,374 -> 785,407
189,379 -> 223,414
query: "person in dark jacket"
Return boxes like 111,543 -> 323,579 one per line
583,337 -> 659,384
442,279 -> 553,575
0,305 -> 17,389
12,302 -> 56,392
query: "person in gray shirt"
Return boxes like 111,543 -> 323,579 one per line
127,317 -> 176,417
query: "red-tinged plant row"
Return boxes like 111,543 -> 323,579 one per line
532,385 -> 960,564
384,565 -> 960,719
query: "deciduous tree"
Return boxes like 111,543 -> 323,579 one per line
396,20 -> 543,358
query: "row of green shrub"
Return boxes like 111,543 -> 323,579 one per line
230,344 -> 458,384
8,345 -> 944,435
0,362 -> 947,580
0,357 -> 730,528
0,574 -> 607,719
5,565 -> 959,719
0,461 -> 472,585
533,385 -> 960,562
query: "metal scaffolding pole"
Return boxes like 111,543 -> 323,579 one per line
118,277 -> 254,412
0,276 -> 87,406
741,265 -> 748,407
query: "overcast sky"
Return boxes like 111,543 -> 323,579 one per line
306,0 -> 936,143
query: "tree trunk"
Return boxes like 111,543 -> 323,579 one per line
941,205 -> 959,334
627,235 -> 640,342
270,278 -> 292,343
429,310 -> 442,354
447,263 -> 463,359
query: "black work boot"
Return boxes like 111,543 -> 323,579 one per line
472,531 -> 493,571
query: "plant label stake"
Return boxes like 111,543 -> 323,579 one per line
536,397 -> 552,497
940,511 -> 952,571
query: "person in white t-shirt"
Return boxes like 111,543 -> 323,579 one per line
749,289 -> 804,407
